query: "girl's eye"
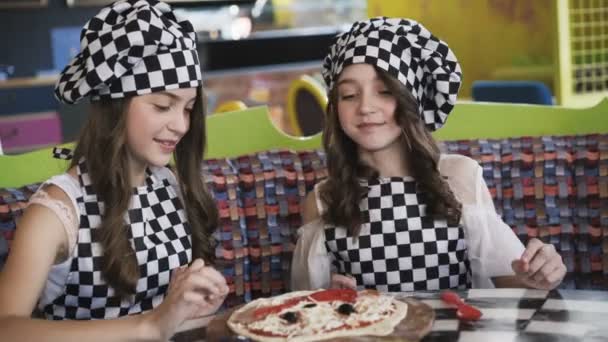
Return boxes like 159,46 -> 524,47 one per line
340,94 -> 356,100
154,104 -> 171,112
379,90 -> 393,96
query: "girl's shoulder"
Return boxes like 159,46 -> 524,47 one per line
311,179 -> 328,215
438,154 -> 481,177
438,154 -> 482,205
27,172 -> 82,259
43,171 -> 83,204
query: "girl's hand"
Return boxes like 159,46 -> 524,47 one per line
511,238 -> 567,290
146,258 -> 229,341
330,273 -> 357,290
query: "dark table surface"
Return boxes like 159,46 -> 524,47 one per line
172,288 -> 608,342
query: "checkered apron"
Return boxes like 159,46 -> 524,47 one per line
43,159 -> 192,319
325,177 -> 471,292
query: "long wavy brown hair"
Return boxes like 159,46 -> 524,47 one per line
320,67 -> 461,237
70,86 -> 218,298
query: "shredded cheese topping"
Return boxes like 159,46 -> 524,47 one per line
238,293 -> 400,338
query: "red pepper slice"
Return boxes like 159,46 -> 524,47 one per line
309,288 -> 357,303
441,290 -> 482,321
252,297 -> 304,319
252,289 -> 357,319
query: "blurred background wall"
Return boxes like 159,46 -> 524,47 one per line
368,0 -> 556,99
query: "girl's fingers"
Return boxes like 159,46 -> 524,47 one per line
520,238 -> 544,263
543,264 -> 567,286
526,250 -> 550,276
186,260 -> 226,287
199,267 -> 228,290
511,259 -> 529,275
532,258 -> 557,281
169,267 -> 188,290
331,274 -> 357,290
527,244 -> 558,275
182,290 -> 206,304
172,265 -> 186,276
170,263 -> 230,297
533,259 -> 564,284
189,258 -> 206,271
187,266 -> 229,295
184,273 -> 227,296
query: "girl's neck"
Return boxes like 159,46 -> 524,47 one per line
359,142 -> 412,178
126,155 -> 148,187
130,169 -> 147,187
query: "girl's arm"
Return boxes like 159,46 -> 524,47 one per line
493,239 -> 566,290
457,156 -> 566,290
301,190 -> 320,225
0,315 -> 159,342
0,185 -> 161,341
0,183 -> 228,341
292,188 -> 354,290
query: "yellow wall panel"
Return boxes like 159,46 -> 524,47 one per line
367,0 -> 555,99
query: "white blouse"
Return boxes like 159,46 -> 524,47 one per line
291,154 -> 525,290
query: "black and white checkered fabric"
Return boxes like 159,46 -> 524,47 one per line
55,0 -> 202,104
402,289 -> 608,342
325,177 -> 471,292
322,17 -> 462,131
43,159 -> 192,319
52,147 -> 74,160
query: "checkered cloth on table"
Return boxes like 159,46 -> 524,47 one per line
55,0 -> 201,104
409,288 -> 608,341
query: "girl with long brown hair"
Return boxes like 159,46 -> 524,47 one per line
292,17 -> 566,292
0,1 -> 227,341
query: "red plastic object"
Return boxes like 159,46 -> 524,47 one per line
441,290 -> 482,321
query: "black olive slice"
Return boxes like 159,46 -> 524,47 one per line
336,303 -> 356,315
303,303 -> 317,308
279,311 -> 299,324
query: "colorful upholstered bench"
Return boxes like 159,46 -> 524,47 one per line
1,102 -> 607,309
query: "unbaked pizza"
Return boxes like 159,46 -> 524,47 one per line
227,289 -> 408,341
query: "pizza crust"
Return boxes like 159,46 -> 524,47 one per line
227,291 -> 408,342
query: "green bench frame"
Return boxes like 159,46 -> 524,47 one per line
2,99 -> 608,188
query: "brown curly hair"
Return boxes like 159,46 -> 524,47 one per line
320,67 -> 461,237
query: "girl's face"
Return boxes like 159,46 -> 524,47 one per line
125,88 -> 196,171
336,64 -> 402,155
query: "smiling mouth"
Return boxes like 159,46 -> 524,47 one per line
154,138 -> 178,148
357,123 -> 384,129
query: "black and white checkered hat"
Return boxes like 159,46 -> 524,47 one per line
55,0 -> 202,104
322,17 -> 462,131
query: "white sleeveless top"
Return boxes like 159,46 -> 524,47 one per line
31,166 -> 181,312
291,154 -> 526,290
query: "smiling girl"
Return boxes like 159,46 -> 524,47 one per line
0,1 -> 228,341
292,17 -> 567,293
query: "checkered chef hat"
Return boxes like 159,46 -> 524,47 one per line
55,0 -> 202,104
322,17 -> 462,131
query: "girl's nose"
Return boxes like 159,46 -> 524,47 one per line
359,91 -> 376,115
168,110 -> 189,134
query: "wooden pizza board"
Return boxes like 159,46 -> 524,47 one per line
206,297 -> 435,342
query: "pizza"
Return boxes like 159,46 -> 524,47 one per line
227,288 -> 408,341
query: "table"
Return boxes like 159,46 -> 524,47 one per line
172,288 -> 608,342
